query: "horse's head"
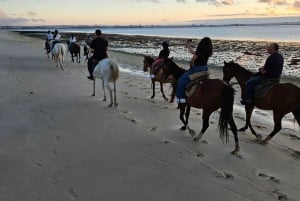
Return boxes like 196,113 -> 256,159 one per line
223,61 -> 239,83
143,55 -> 154,72
223,61 -> 253,84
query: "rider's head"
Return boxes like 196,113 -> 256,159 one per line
162,41 -> 169,49
95,29 -> 102,37
54,29 -> 58,34
196,37 -> 213,58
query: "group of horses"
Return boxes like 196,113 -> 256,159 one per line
45,39 -> 300,154
143,56 -> 300,154
45,40 -> 82,70
45,40 -> 120,108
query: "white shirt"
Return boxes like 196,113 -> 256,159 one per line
54,34 -> 61,41
47,33 -> 53,40
69,37 -> 76,43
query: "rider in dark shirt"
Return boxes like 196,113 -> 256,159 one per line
176,37 -> 213,104
87,29 -> 108,80
241,43 -> 284,105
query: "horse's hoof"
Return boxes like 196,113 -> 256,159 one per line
114,103 -> 118,107
150,96 -> 154,99
256,134 -> 263,141
91,94 -> 95,96
260,139 -> 269,145
180,126 -> 186,131
193,137 -> 200,142
238,127 -> 247,132
107,103 -> 113,107
103,98 -> 106,101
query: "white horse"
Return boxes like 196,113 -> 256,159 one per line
51,42 -> 66,70
92,58 -> 120,107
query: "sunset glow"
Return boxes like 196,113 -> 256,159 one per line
0,0 -> 300,26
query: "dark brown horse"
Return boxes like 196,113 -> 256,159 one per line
143,55 -> 186,102
178,79 -> 239,154
69,42 -> 81,63
223,61 -> 300,144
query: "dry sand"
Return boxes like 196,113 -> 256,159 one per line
0,30 -> 300,201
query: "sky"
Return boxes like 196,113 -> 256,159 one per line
0,0 -> 300,26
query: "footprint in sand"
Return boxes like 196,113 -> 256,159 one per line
257,172 -> 281,183
254,110 -> 269,117
149,126 -> 158,132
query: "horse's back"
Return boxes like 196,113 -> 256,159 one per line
187,79 -> 227,108
255,82 -> 300,109
93,58 -> 119,81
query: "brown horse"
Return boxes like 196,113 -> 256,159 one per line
223,61 -> 300,144
178,79 -> 239,154
69,42 -> 81,63
143,56 -> 186,102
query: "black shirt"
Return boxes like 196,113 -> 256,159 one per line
90,37 -> 108,60
262,52 -> 284,79
158,48 -> 170,59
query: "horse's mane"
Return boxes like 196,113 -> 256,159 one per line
144,55 -> 155,63
165,58 -> 186,80
227,61 -> 254,76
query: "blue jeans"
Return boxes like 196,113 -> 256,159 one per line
245,76 -> 262,100
176,65 -> 208,102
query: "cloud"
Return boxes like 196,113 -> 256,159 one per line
27,11 -> 38,16
258,0 -> 289,5
293,0 -> 300,8
195,0 -> 235,6
0,9 -> 44,26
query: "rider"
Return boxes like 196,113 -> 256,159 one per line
51,29 -> 62,50
241,43 -> 284,105
176,37 -> 213,104
68,33 -> 76,51
150,41 -> 170,79
87,29 -> 108,80
45,30 -> 53,50
84,34 -> 93,57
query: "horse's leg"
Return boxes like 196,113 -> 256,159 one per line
184,105 -> 196,137
160,82 -> 168,101
78,52 -> 81,63
262,112 -> 283,144
193,109 -> 212,142
71,54 -> 74,62
105,82 -> 113,107
243,106 -> 261,141
179,103 -> 187,130
169,83 -> 176,103
113,81 -> 118,107
59,55 -> 64,71
151,79 -> 155,99
92,79 -> 96,96
102,79 -> 107,102
229,117 -> 240,154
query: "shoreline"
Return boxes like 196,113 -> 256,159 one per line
16,30 -> 300,80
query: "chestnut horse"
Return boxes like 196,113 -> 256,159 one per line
69,42 -> 81,63
223,61 -> 300,144
178,79 -> 239,154
143,56 -> 185,102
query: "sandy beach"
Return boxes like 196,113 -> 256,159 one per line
1,31 -> 300,201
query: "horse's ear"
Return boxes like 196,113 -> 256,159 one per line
224,60 -> 227,64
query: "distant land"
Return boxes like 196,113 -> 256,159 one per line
1,16 -> 300,30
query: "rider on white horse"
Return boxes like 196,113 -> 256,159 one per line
51,29 -> 62,51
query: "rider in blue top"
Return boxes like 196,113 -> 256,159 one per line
241,43 -> 284,105
176,37 -> 213,104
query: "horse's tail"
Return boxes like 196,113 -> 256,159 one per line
219,84 -> 235,143
292,89 -> 300,126
109,59 -> 120,81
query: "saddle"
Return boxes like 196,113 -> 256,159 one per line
151,59 -> 165,74
254,79 -> 279,97
185,71 -> 210,97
